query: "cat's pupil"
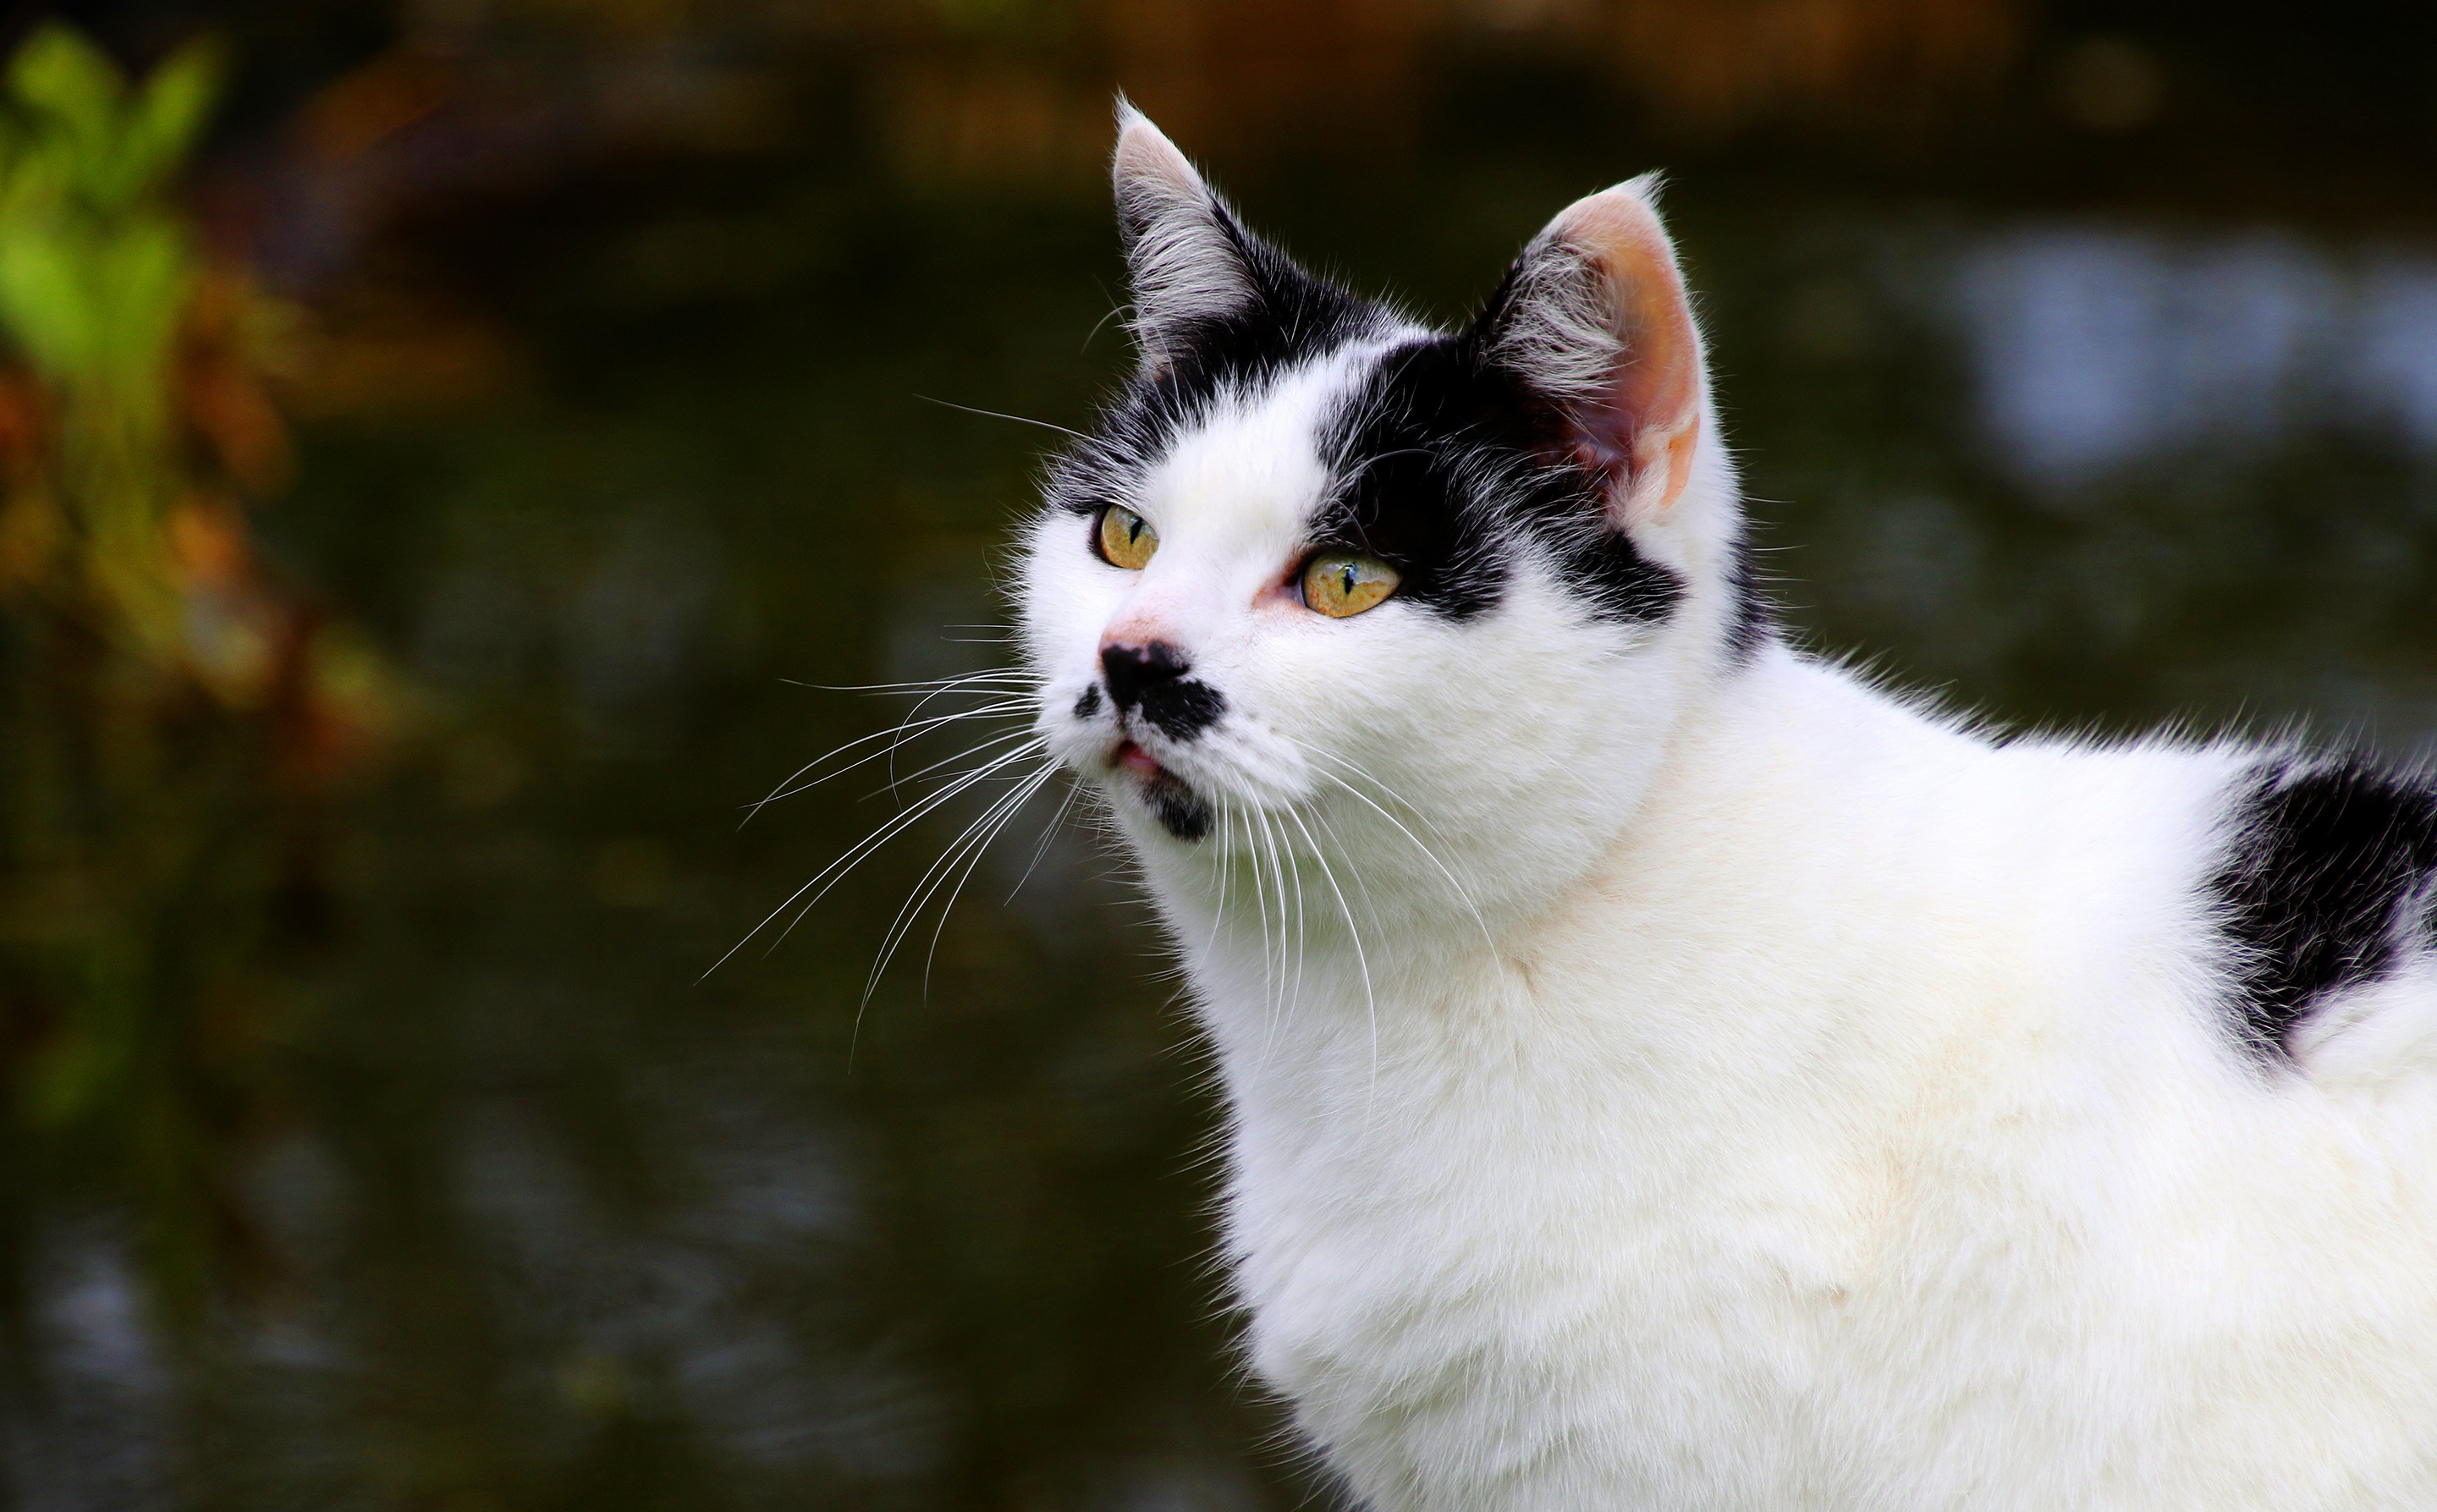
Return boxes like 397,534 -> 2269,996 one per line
1339,566 -> 1354,593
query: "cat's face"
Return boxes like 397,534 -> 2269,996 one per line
1018,113 -> 1758,926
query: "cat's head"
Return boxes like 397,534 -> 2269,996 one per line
1018,109 -> 1763,927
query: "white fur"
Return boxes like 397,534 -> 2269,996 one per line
1013,140 -> 2437,1509
1112,102 -> 1258,373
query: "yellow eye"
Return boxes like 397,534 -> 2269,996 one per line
1097,505 -> 1158,569
1301,553 -> 1400,618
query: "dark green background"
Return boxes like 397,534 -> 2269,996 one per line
13,3 -> 2437,1506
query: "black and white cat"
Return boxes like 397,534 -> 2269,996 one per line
1014,110 -> 2437,1509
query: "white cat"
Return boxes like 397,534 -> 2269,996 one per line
1010,109 -> 2437,1509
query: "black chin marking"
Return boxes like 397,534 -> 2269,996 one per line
1073,685 -> 1103,719
1145,776 -> 1212,842
1139,679 -> 1225,741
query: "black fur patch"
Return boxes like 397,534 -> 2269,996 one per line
2208,755 -> 2437,1061
1072,685 -> 1102,720
1139,679 -> 1226,741
1046,204 -> 1382,523
1312,334 -> 1684,624
1145,776 -> 1212,842
1719,532 -> 1775,663
1052,197 -> 1687,632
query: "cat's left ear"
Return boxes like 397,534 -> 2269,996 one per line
1471,177 -> 1707,529
1111,104 -> 1258,376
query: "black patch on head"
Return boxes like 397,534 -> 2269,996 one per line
1072,685 -> 1102,720
1047,205 -> 1382,522
1144,776 -> 1212,842
1309,333 -> 1685,624
1140,679 -> 1225,741
2207,754 -> 2437,1062
1051,187 -> 1706,639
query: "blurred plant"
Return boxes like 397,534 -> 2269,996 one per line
0,25 -> 386,1325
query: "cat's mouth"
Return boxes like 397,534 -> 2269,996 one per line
1112,739 -> 1163,778
1108,739 -> 1212,842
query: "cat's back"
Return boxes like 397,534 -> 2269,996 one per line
1273,652 -> 2437,1509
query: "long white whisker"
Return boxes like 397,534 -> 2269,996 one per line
912,393 -> 1086,440
866,726 -> 1042,801
745,700 -> 1034,823
864,756 -> 1050,995
908,762 -> 1062,999
1201,796 -> 1235,971
843,757 -> 1054,1069
793,671 -> 1038,695
1281,802 -> 1310,1018
705,738 -> 1043,978
1289,740 -> 1500,960
1282,803 -> 1378,1104
1251,806 -> 1290,1063
1258,806 -> 1297,1029
1316,771 -> 1499,959
1003,779 -> 1082,904
1244,800 -> 1276,1042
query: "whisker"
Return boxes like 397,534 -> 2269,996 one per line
913,393 -> 1086,440
863,726 -> 1042,803
1249,806 -> 1285,1061
1201,796 -> 1235,972
1244,800 -> 1277,1042
1280,803 -> 1378,1102
916,763 -> 1062,991
745,700 -> 1034,824
1003,779 -> 1082,904
1291,740 -> 1500,959
847,758 -> 1057,1069
1281,802 -> 1310,1019
791,671 -> 1039,696
706,738 -> 1044,979
864,758 -> 1050,992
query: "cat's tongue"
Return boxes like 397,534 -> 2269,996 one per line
1113,740 -> 1163,778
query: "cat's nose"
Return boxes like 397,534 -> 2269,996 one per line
1100,640 -> 1189,712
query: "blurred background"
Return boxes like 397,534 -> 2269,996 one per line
0,0 -> 2434,1506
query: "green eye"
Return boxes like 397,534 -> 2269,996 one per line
1097,505 -> 1157,569
1301,553 -> 1400,617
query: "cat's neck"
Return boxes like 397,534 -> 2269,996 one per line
1159,646 -> 2243,1120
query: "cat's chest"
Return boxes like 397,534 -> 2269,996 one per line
1216,1053 -> 1883,1499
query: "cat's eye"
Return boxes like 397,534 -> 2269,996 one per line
1096,505 -> 1158,569
1301,553 -> 1400,618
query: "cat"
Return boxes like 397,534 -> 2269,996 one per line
1009,107 -> 2437,1509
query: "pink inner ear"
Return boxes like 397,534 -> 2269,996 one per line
1554,193 -> 1703,521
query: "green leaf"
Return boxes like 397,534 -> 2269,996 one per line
118,39 -> 224,200
0,226 -> 96,377
8,25 -> 124,173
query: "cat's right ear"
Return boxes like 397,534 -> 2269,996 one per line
1470,178 -> 1708,531
1113,105 -> 1257,376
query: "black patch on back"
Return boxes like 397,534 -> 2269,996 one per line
1720,531 -> 1775,663
2208,754 -> 2437,1062
1312,334 -> 1685,624
1139,679 -> 1225,741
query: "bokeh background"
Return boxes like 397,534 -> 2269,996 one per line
2,1 -> 2435,1506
